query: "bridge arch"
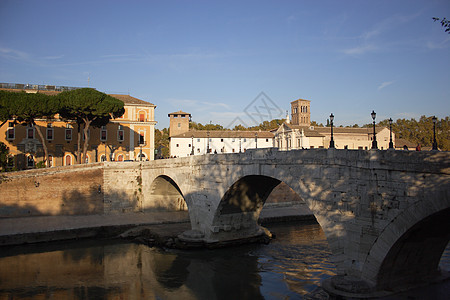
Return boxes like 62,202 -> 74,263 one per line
216,175 -> 282,215
209,175 -> 311,240
363,197 -> 450,289
144,175 -> 187,212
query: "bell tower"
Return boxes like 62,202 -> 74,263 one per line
291,99 -> 311,126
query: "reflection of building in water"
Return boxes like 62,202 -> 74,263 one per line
0,223 -> 344,299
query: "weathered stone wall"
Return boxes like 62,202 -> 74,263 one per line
0,164 -> 104,217
103,162 -> 142,214
265,181 -> 304,206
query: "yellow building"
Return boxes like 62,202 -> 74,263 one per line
0,84 -> 156,169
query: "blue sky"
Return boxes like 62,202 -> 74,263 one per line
1,0 -> 449,129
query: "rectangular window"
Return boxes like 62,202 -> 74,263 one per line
243,138 -> 246,142
176,144 -> 179,147
7,125 -> 15,140
197,138 -> 200,142
118,129 -> 124,141
221,139 -> 224,142
27,126 -> 34,139
65,128 -> 72,141
46,124 -> 53,140
100,126 -> 107,141
188,144 -> 191,147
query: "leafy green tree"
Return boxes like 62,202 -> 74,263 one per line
2,91 -> 59,167
0,142 -> 9,171
233,124 -> 247,131
58,88 -> 124,164
155,128 -> 170,158
0,91 -> 14,128
378,116 -> 449,150
190,121 -> 225,131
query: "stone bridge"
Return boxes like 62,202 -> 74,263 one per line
104,148 -> 450,295
2,148 -> 449,296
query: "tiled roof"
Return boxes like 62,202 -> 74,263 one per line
168,110 -> 191,116
109,94 -> 155,106
290,98 -> 310,103
282,124 -> 325,137
171,130 -> 274,138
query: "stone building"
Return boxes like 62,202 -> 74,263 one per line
274,98 -> 394,150
0,83 -> 156,169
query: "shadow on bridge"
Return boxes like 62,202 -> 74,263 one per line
146,149 -> 450,297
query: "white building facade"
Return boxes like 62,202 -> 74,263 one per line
170,131 -> 274,157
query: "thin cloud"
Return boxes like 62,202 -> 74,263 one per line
0,47 -> 31,61
342,44 -> 377,55
378,81 -> 395,90
341,12 -> 421,56
426,37 -> 450,50
43,55 -> 65,60
168,98 -> 231,111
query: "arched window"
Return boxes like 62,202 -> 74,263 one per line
65,154 -> 72,166
139,112 -> 145,122
100,154 -> 107,162
117,154 -> 124,162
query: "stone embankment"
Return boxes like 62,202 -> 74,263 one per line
0,203 -> 314,247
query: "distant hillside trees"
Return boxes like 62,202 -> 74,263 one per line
155,128 -> 170,158
379,116 -> 449,151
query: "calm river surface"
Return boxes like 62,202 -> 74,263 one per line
0,221 -> 448,300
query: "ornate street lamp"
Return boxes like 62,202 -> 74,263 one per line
432,116 -> 438,151
191,135 -> 194,155
329,113 -> 335,149
388,118 -> 394,149
207,131 -> 210,154
255,132 -> 258,149
371,110 -> 377,149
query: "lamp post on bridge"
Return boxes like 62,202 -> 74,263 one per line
389,118 -> 394,149
432,116 -> 438,151
207,131 -> 210,154
329,113 -> 335,149
371,110 -> 378,150
255,132 -> 258,149
191,135 -> 194,155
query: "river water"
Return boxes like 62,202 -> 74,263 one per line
0,221 -> 448,299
